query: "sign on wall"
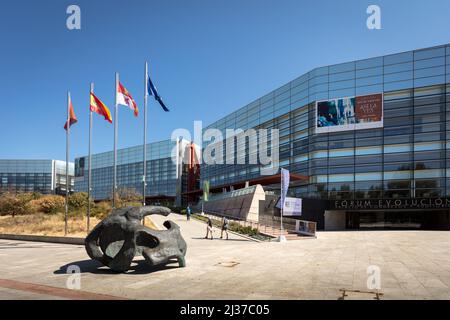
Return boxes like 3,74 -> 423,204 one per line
282,197 -> 302,216
316,93 -> 383,133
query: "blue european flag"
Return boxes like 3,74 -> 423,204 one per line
148,76 -> 169,112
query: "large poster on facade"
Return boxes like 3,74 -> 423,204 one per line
316,93 -> 383,133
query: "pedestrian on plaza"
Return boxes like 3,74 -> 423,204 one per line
220,217 -> 229,240
205,217 -> 213,240
186,205 -> 191,221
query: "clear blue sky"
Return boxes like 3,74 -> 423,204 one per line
0,0 -> 449,161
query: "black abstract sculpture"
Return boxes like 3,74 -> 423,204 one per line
85,206 -> 187,272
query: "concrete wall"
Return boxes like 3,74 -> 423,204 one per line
202,184 -> 265,222
324,210 -> 346,231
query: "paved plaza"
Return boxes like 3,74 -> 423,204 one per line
0,213 -> 449,300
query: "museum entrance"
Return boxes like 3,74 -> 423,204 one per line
345,210 -> 450,230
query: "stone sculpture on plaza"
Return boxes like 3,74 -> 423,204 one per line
85,206 -> 187,272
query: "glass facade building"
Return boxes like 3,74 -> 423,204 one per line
74,140 -> 179,201
0,159 -> 74,195
200,44 -> 450,198
199,44 -> 450,229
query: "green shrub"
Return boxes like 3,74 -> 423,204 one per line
30,195 -> 65,214
229,222 -> 258,236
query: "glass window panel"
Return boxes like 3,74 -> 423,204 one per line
354,155 -> 382,164
310,83 -> 328,94
384,80 -> 414,92
384,180 -> 411,189
309,75 -> 328,87
356,146 -> 382,155
384,52 -> 413,65
384,144 -> 412,153
414,76 -> 445,87
384,116 -> 412,127
384,107 -> 412,117
329,88 -> 355,99
310,67 -> 328,78
329,71 -> 354,82
356,137 -> 382,147
329,148 -> 354,158
356,57 -> 383,69
415,84 -> 445,96
414,169 -> 443,179
384,171 -> 412,180
384,71 -> 413,83
415,47 -> 445,60
329,62 -> 355,74
384,126 -> 413,136
356,67 -> 382,78
384,62 -> 413,74
291,73 -> 309,87
329,80 -> 354,90
354,164 -> 381,172
414,113 -> 443,124
414,57 -> 445,69
384,89 -> 413,100
355,172 -> 382,181
356,76 -> 383,87
356,84 -> 383,96
384,162 -> 411,171
329,173 -> 354,183
414,66 -> 445,79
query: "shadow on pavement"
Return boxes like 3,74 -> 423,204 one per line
54,258 -> 180,275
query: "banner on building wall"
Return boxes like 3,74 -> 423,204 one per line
316,93 -> 383,133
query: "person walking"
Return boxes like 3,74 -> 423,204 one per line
186,205 -> 191,221
220,217 -> 229,240
205,217 -> 213,240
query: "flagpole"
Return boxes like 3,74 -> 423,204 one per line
87,83 -> 94,232
143,62 -> 148,208
65,91 -> 70,236
113,73 -> 119,208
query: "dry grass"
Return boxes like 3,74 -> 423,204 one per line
0,213 -> 101,237
0,213 -> 161,237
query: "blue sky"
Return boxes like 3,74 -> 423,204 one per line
0,0 -> 449,161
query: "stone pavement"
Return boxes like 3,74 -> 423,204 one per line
0,213 -> 449,300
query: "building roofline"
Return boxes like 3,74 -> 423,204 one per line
204,42 -> 450,129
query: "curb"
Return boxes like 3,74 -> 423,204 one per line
0,234 -> 85,245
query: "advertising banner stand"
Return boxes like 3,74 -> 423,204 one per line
278,168 -> 290,243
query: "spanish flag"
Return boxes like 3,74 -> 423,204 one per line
64,96 -> 77,130
90,93 -> 112,123
117,82 -> 138,117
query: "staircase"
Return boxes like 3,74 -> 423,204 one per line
258,224 -> 306,240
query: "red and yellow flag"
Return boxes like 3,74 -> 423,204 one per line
64,97 -> 78,130
90,93 -> 112,123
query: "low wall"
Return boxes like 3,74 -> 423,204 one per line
0,234 -> 85,245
